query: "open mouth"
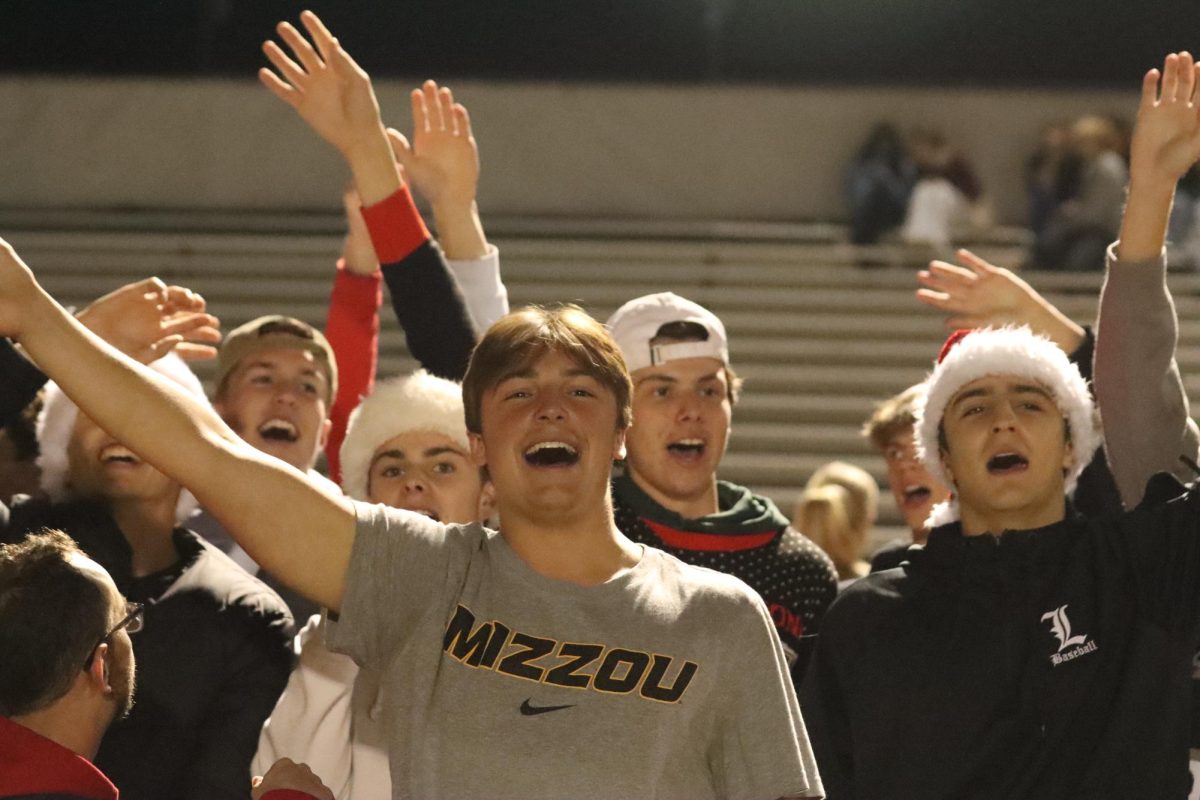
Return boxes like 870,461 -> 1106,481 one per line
987,452 -> 1029,474
666,439 -> 706,460
408,508 -> 441,522
902,484 -> 932,508
100,444 -> 141,466
258,419 -> 299,443
523,441 -> 580,467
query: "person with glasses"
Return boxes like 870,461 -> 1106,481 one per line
0,530 -> 334,800
0,284 -> 295,800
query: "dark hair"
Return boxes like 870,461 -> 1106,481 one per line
649,321 -> 743,404
463,305 -> 632,434
0,530 -> 110,716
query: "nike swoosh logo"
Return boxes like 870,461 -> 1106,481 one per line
520,698 -> 574,716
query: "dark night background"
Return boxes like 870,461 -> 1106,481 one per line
0,0 -> 1190,86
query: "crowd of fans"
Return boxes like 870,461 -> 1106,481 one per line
3,13 -> 1200,799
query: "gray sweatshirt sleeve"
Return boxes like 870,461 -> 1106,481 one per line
1094,243 -> 1200,507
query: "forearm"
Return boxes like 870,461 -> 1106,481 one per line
445,245 -> 509,335
345,136 -> 403,209
360,187 -> 477,381
1094,245 -> 1193,505
323,263 -> 382,483
432,200 -> 489,261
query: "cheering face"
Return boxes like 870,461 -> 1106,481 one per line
881,429 -> 950,540
67,412 -> 178,507
939,374 -> 1074,531
215,349 -> 332,472
624,357 -> 731,517
367,430 -> 487,525
470,349 -> 625,524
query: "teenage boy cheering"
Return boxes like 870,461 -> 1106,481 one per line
606,292 -> 838,682
801,52 -> 1200,798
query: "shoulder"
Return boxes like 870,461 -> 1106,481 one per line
171,531 -> 294,638
777,524 -> 838,573
643,546 -> 771,621
351,500 -> 488,551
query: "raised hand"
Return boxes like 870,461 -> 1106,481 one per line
387,81 -> 480,211
1130,52 -> 1200,191
259,11 -> 383,158
386,81 -> 489,260
1120,52 -> 1200,261
75,278 -> 221,364
916,248 -> 1084,353
252,758 -> 335,800
259,11 -> 399,205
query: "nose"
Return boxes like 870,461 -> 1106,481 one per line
403,472 -> 427,493
675,394 -> 703,422
535,395 -> 567,422
273,383 -> 299,406
991,402 -> 1018,432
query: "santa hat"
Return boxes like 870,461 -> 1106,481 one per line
339,370 -> 469,502
915,326 -> 1101,528
36,352 -> 207,523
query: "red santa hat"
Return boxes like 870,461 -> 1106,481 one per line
914,326 -> 1101,528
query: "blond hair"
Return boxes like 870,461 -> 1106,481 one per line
794,461 -> 879,580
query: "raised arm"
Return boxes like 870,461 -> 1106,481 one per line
323,187 -> 384,483
1095,51 -> 1200,505
390,81 -> 509,331
0,240 -> 356,612
916,248 -> 1085,354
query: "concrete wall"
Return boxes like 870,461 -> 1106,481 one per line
0,76 -> 1139,225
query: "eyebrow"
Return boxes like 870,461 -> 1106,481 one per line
370,446 -> 466,467
951,382 -> 1053,411
495,366 -> 597,385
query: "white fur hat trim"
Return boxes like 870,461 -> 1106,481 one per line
339,370 -> 469,502
36,352 -> 208,524
915,325 -> 1101,527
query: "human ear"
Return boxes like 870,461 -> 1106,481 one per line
469,433 -> 487,468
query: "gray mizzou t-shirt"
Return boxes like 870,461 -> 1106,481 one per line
328,501 -> 823,800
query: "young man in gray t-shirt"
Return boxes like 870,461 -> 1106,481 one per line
0,13 -> 822,799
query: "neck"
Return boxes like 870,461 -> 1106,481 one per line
13,697 -> 108,762
111,494 -> 180,577
959,496 -> 1067,537
627,470 -> 719,519
499,492 -> 641,586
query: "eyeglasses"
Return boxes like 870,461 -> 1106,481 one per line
82,601 -> 144,671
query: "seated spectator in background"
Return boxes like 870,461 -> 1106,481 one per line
254,370 -> 493,800
792,461 -> 877,586
0,13 -> 823,798
802,52 -> 1200,797
845,122 -> 915,245
1028,114 -> 1129,272
0,530 -> 329,800
1169,162 -> 1200,268
1025,121 -> 1080,237
901,128 -> 987,249
606,291 -> 837,684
